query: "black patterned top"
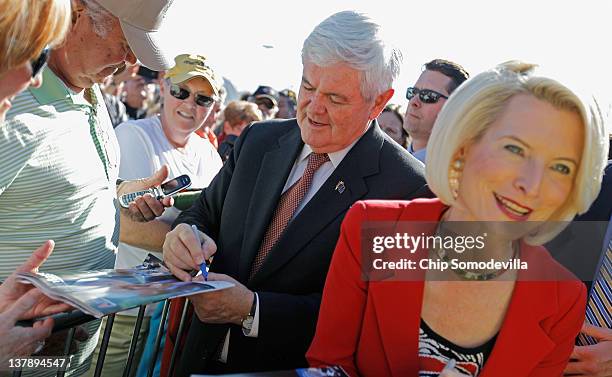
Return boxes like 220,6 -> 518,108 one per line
419,320 -> 497,376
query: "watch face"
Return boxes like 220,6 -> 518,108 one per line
242,316 -> 254,330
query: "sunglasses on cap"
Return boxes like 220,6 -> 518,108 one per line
405,87 -> 448,104
169,84 -> 216,107
30,46 -> 50,78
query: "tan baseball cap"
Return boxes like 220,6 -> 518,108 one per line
165,54 -> 223,97
96,0 -> 174,71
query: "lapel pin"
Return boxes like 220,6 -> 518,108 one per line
335,180 -> 345,194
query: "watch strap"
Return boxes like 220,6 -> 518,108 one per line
249,293 -> 257,317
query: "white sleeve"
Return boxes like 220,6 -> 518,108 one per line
115,122 -> 155,180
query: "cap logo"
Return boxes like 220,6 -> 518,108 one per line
182,59 -> 210,71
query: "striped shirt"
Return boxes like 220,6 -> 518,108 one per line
1,67 -> 120,376
1,66 -> 119,279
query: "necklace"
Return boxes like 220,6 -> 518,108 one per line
433,224 -> 520,281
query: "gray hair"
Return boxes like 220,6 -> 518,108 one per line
301,10 -> 402,101
80,0 -> 115,38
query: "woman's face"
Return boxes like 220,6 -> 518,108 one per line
379,111 -> 405,146
452,94 -> 583,224
161,77 -> 214,136
0,63 -> 42,123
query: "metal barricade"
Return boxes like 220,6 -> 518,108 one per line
11,299 -> 191,377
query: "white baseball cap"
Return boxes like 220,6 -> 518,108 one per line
96,0 -> 174,71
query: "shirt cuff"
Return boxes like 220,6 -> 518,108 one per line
243,293 -> 259,337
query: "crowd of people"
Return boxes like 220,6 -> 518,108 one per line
0,0 -> 610,377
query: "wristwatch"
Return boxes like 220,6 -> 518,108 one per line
241,293 -> 257,333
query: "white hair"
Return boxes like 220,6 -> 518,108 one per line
80,0 -> 115,37
301,10 -> 402,101
426,61 -> 608,245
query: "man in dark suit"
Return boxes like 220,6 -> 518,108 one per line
162,10 -> 429,375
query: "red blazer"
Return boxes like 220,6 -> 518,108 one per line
307,198 -> 586,377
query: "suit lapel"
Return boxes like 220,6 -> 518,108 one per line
249,123 -> 385,285
371,256 -> 557,377
371,281 -> 424,377
238,126 -> 303,283
370,204 -> 433,376
480,248 -> 558,376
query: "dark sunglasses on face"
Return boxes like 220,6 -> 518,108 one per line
405,87 -> 448,104
30,45 -> 50,78
169,84 -> 216,107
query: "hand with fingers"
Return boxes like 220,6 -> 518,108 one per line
0,289 -> 54,365
162,223 -> 217,282
0,240 -> 71,317
163,224 -> 255,325
117,165 -> 174,222
564,324 -> 612,377
190,272 -> 254,325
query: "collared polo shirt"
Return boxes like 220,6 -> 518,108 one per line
0,67 -> 120,279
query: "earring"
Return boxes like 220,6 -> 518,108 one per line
448,158 -> 464,199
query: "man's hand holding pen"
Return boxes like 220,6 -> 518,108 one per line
163,223 -> 216,281
163,223 -> 255,325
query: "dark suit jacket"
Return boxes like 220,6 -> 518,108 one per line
308,199 -> 586,377
547,161 -> 612,291
173,118 -> 430,375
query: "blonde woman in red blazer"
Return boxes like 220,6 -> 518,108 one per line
307,62 -> 609,377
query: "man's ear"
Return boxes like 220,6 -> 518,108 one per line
368,88 -> 394,120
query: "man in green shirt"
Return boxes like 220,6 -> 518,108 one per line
2,0 -> 176,375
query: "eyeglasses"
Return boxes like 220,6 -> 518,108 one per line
169,84 -> 216,107
405,87 -> 448,104
30,46 -> 50,78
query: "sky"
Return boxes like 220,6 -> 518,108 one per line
157,0 -> 612,122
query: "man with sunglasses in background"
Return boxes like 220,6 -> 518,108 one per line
249,85 -> 280,120
403,59 -> 469,163
1,0 -> 177,374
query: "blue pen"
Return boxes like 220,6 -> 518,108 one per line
191,224 -> 208,281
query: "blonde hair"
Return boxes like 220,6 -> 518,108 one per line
0,0 -> 71,72
426,61 -> 608,244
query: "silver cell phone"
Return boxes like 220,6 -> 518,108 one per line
119,174 -> 192,209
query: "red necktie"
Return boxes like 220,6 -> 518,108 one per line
250,153 -> 329,279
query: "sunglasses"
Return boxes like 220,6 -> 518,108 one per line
405,87 -> 448,104
169,84 -> 216,107
30,46 -> 50,78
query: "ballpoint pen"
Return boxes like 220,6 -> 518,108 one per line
191,224 -> 208,281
